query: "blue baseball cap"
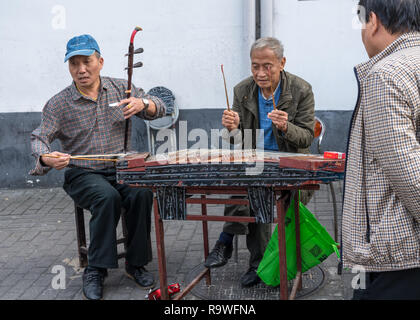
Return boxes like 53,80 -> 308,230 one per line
64,34 -> 101,62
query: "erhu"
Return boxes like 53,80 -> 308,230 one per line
123,26 -> 144,153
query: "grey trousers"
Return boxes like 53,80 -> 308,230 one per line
223,189 -> 314,268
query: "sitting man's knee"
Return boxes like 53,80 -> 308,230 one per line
92,187 -> 121,208
135,188 -> 153,203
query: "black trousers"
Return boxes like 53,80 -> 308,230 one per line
63,167 -> 153,269
352,268 -> 420,300
222,190 -> 314,268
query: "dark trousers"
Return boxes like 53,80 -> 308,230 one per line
223,200 -> 271,269
352,268 -> 420,300
63,167 -> 153,269
223,189 -> 314,268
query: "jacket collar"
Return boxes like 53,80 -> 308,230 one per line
244,70 -> 293,117
355,32 -> 420,80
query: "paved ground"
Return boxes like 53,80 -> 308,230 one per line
0,182 -> 354,300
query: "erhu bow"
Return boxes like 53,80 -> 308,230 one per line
123,26 -> 144,153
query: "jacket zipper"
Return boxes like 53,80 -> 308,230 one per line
338,67 -> 365,274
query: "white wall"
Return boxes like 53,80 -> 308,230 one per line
0,0 -> 369,113
0,0 -> 247,112
273,0 -> 368,110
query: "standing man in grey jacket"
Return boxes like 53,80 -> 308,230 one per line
204,37 -> 315,287
343,0 -> 420,300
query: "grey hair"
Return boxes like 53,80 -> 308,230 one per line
250,37 -> 284,60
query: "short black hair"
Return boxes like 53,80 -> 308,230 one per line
358,0 -> 420,34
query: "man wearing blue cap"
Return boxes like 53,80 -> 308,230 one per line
30,34 -> 166,300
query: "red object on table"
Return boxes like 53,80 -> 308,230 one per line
324,151 -> 346,160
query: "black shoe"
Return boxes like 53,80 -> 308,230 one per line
125,264 -> 155,289
240,267 -> 261,287
204,241 -> 233,268
82,266 -> 107,300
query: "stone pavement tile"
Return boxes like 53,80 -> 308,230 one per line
0,291 -> 23,300
18,230 -> 40,242
49,230 -> 68,240
35,288 -> 60,300
0,268 -> 14,282
1,274 -> 24,288
30,273 -> 54,288
8,278 -> 38,296
18,286 -> 46,300
0,231 -> 26,247
0,230 -> 12,243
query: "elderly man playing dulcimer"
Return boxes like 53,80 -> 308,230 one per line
30,34 -> 166,300
205,37 -> 315,287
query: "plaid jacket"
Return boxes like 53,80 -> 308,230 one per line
30,76 -> 166,175
342,32 -> 420,272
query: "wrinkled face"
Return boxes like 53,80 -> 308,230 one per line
251,47 -> 286,91
68,53 -> 103,90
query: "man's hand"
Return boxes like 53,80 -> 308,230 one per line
222,110 -> 240,131
268,109 -> 288,132
41,151 -> 71,170
118,97 -> 155,119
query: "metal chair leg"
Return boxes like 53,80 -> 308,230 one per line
234,235 -> 239,263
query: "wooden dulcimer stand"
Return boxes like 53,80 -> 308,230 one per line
116,149 -> 345,300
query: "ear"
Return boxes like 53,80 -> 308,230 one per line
280,57 -> 286,71
99,56 -> 104,69
369,12 -> 380,36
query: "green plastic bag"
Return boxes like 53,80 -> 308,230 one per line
257,197 -> 340,286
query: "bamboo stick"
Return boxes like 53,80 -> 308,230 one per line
41,154 -> 118,162
221,64 -> 230,111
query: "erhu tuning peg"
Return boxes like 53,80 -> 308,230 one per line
125,48 -> 144,56
124,61 -> 143,70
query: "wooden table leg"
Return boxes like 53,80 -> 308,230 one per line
153,196 -> 169,300
201,195 -> 211,285
277,197 -> 288,300
294,191 -> 303,292
290,190 -> 303,300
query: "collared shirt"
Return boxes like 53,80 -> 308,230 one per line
30,76 -> 166,175
256,82 -> 281,151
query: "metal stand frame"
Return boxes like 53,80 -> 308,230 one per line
150,185 -> 319,300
